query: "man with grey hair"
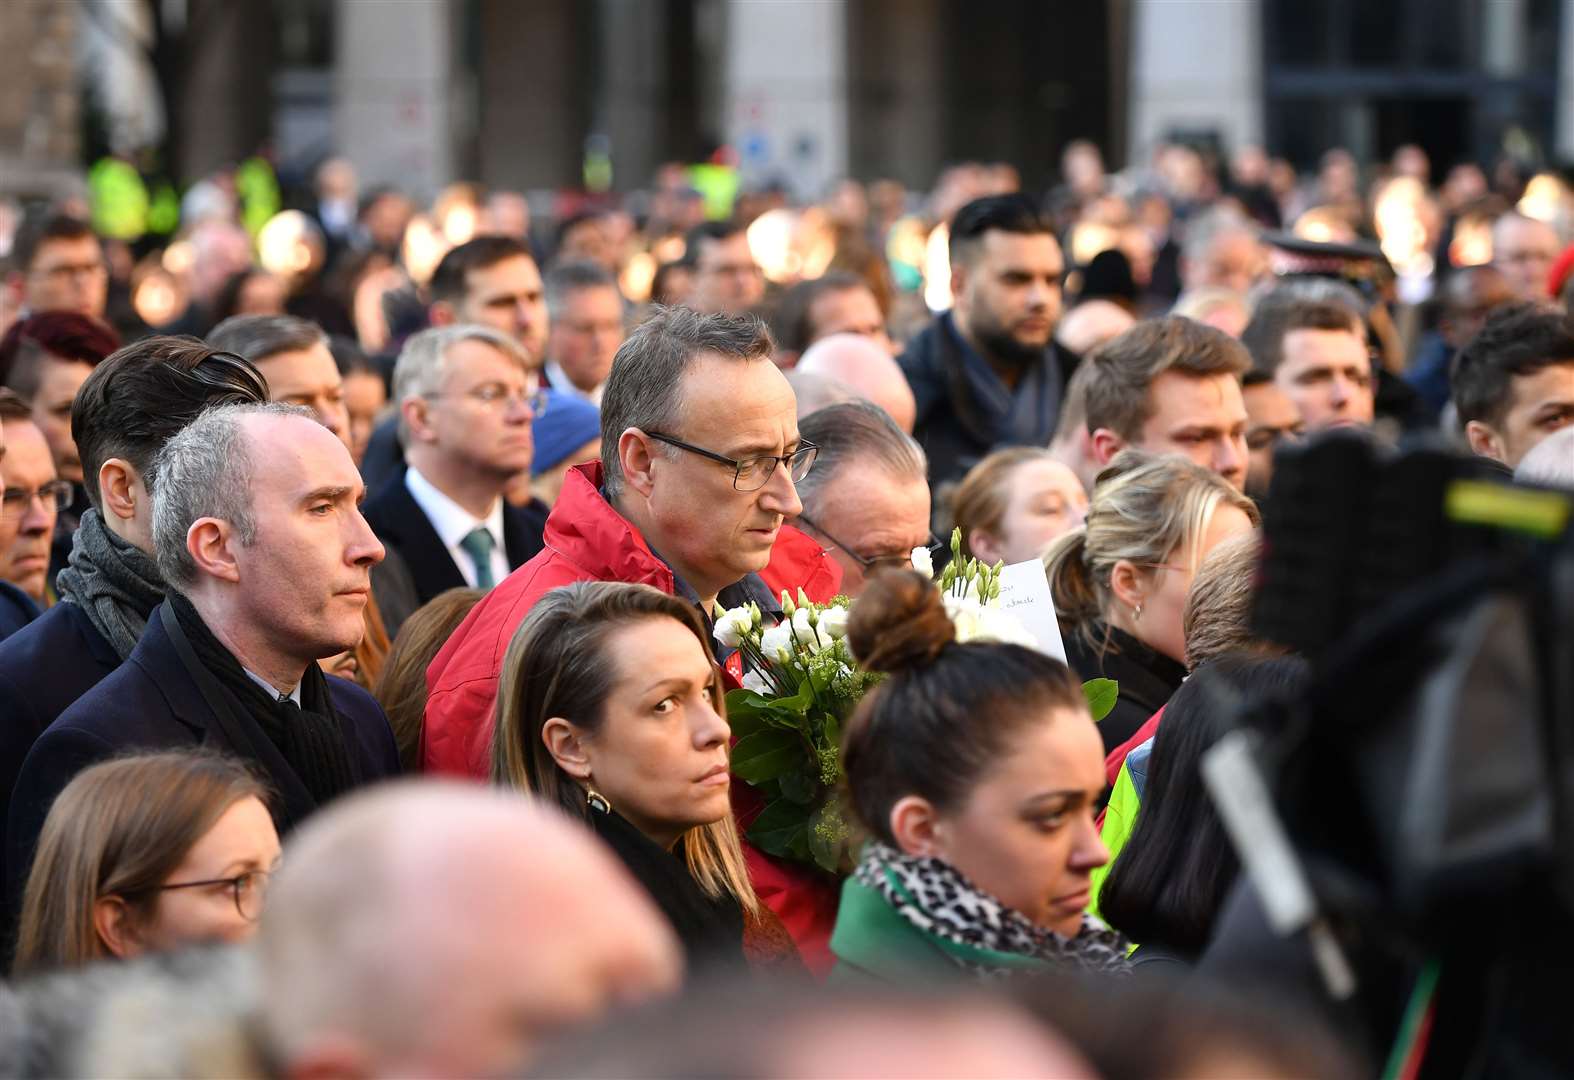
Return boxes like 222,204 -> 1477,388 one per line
209,314 -> 349,446
257,782 -> 682,1077
6,402 -> 398,906
1181,206 -> 1267,295
795,400 -> 931,596
796,333 -> 916,433
542,260 -> 625,403
361,324 -> 547,604
422,307 -> 842,963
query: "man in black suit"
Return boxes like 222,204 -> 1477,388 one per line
360,236 -> 549,492
208,313 -> 419,636
0,340 -> 268,901
6,402 -> 399,908
362,325 -> 546,603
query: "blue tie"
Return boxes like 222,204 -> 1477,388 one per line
459,527 -> 497,590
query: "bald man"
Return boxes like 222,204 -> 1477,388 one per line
796,332 -> 917,432
1493,212 -> 1560,300
257,782 -> 682,1077
1055,299 -> 1136,362
1405,264 -> 1515,418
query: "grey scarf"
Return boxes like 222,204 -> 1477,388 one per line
55,508 -> 166,660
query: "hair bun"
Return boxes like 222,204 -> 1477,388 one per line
847,569 -> 955,674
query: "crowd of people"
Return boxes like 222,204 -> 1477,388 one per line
0,134 -> 1569,1077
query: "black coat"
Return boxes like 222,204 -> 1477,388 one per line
0,603 -> 120,867
590,808 -> 748,978
0,583 -> 40,646
4,606 -> 399,911
361,472 -> 547,605
1061,624 -> 1188,754
358,415 -> 405,497
897,315 -> 1065,521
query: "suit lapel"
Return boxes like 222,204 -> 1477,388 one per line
367,478 -> 466,603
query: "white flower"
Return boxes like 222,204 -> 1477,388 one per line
818,605 -> 850,640
791,606 -> 827,651
974,607 -> 1036,648
760,620 -> 795,660
944,593 -> 984,643
910,545 -> 934,578
713,606 -> 755,649
741,669 -> 771,694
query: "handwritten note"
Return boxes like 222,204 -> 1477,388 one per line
996,560 -> 1067,661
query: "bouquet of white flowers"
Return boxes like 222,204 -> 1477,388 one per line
719,531 -> 1090,873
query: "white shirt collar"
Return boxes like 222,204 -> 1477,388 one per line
243,667 -> 301,705
545,362 -> 604,406
404,465 -> 505,552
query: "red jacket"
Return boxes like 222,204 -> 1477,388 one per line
422,463 -> 843,965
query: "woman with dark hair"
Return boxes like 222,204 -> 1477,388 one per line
1097,655 -> 1309,969
830,569 -> 1129,981
491,580 -> 758,975
14,750 -> 279,975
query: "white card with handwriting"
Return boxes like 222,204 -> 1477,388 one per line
996,560 -> 1067,661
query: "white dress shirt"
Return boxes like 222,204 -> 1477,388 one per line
545,361 -> 605,406
244,667 -> 302,705
404,466 -> 510,589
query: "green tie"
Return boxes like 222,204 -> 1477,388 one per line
459,527 -> 497,590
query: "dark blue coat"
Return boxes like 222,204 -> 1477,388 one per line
4,606 -> 400,909
0,583 -> 40,646
361,472 -> 547,606
0,603 -> 120,846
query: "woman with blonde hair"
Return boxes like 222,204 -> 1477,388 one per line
492,580 -> 758,975
1043,450 -> 1259,751
14,751 -> 279,975
951,447 -> 1088,566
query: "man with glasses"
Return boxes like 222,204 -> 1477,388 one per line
4,213 -> 108,322
423,307 -> 841,963
0,394 -> 64,609
792,400 -> 933,597
0,392 -> 40,641
361,325 -> 548,606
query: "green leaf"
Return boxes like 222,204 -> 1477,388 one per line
778,768 -> 817,805
747,798 -> 806,855
730,729 -> 803,783
808,800 -> 849,873
1082,678 -> 1119,723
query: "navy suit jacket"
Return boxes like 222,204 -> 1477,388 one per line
4,606 -> 400,910
361,472 -> 547,605
0,583 -> 40,646
0,603 -> 120,841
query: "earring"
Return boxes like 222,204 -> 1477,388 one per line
1133,603 -> 1143,620
586,787 -> 612,815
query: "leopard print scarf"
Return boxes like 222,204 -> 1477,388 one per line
855,841 -> 1132,977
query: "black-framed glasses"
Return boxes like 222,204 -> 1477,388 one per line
152,868 -> 272,922
799,512 -> 943,575
0,480 -> 74,519
646,432 -> 818,492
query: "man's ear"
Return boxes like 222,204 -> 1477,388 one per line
98,459 -> 140,524
617,428 -> 659,499
187,517 -> 242,584
401,396 -> 440,446
542,717 -> 592,779
93,895 -> 145,960
1464,419 -> 1506,463
1109,557 -> 1147,615
427,300 -> 458,328
1089,428 -> 1126,467
889,795 -> 942,858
